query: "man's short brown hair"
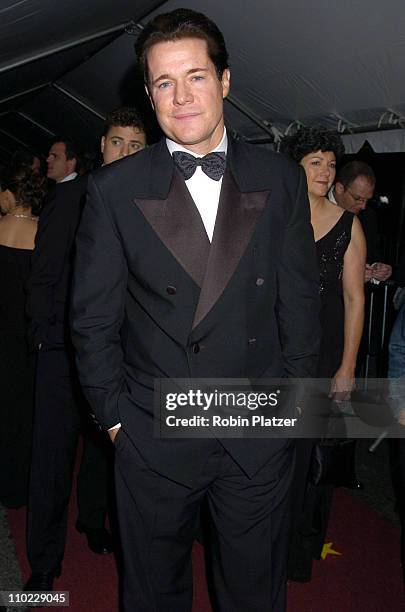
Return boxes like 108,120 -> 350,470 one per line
135,8 -> 229,84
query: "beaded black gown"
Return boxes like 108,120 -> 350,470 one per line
316,211 -> 354,378
288,211 -> 354,581
0,244 -> 35,507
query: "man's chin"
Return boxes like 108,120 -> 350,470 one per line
172,132 -> 203,146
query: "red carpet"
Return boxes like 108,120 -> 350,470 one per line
7,489 -> 404,611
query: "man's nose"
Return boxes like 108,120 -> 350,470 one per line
121,144 -> 130,157
174,82 -> 193,105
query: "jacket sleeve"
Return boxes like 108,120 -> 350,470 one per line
71,174 -> 128,429
26,188 -> 74,349
276,164 -> 321,378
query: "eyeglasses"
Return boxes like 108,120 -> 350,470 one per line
346,189 -> 369,205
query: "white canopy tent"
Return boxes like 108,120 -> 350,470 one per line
1,0 -> 405,161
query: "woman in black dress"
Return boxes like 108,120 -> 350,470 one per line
281,127 -> 366,581
0,163 -> 45,507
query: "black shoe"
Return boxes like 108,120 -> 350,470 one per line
76,525 -> 114,555
24,571 -> 58,592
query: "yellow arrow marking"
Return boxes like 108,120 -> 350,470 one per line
321,542 -> 342,560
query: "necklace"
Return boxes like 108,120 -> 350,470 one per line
6,212 -> 37,220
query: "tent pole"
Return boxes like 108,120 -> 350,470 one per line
0,127 -> 31,151
52,84 -> 105,120
0,0 -> 169,75
16,112 -> 56,137
0,23 -> 128,75
225,95 -> 275,139
0,84 -> 50,105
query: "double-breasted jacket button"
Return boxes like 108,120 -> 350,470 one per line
191,343 -> 200,354
166,285 -> 177,295
248,338 -> 257,346
256,277 -> 265,286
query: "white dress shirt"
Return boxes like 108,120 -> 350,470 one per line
166,128 -> 228,241
59,172 -> 78,183
109,130 -> 227,433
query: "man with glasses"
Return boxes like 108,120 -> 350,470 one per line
329,160 -> 392,282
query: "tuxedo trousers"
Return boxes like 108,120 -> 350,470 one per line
114,430 -> 293,612
27,348 -> 112,573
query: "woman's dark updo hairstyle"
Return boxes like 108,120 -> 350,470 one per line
10,149 -> 39,171
0,164 -> 46,215
280,126 -> 345,164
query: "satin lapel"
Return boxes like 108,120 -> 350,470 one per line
192,169 -> 270,329
133,169 -> 210,288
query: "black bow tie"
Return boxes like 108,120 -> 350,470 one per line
172,150 -> 226,181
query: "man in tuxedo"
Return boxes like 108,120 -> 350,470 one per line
25,139 -> 114,593
72,9 -> 320,611
46,139 -> 79,183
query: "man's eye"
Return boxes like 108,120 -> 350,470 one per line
158,81 -> 171,89
130,144 -> 141,151
311,161 -> 320,166
112,140 -> 122,146
191,75 -> 204,81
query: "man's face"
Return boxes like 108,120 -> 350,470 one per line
334,176 -> 375,214
146,37 -> 230,155
46,142 -> 75,182
101,125 -> 146,165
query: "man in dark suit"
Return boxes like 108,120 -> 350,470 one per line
329,160 -> 392,282
71,9 -> 321,611
25,139 -> 114,593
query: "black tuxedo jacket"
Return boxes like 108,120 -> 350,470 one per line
72,138 -> 320,485
358,206 -> 383,264
26,176 -> 87,350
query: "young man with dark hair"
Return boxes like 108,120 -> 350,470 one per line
101,107 -> 146,164
72,8 -> 321,611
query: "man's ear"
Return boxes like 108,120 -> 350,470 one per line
335,181 -> 344,195
145,84 -> 155,111
68,157 -> 77,174
100,136 -> 105,154
221,68 -> 231,99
